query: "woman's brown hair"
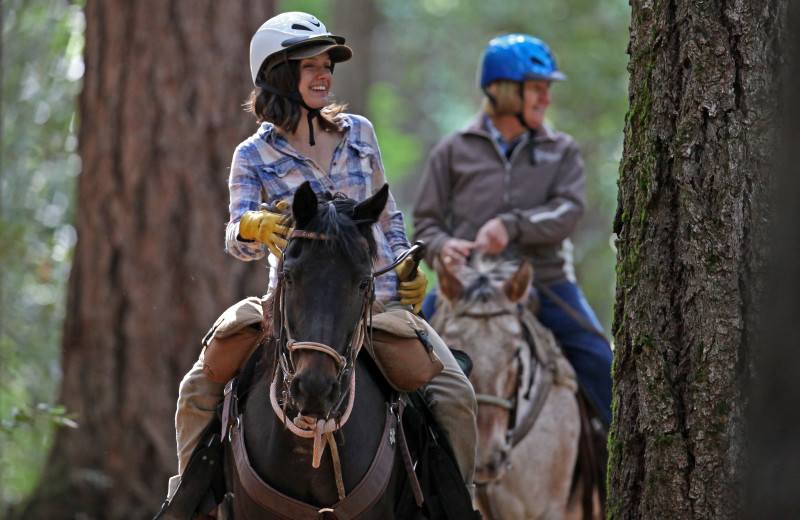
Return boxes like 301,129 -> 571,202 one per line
246,58 -> 346,133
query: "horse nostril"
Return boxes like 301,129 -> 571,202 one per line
291,374 -> 338,416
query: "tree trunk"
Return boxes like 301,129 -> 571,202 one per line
14,1 -> 275,518
609,1 -> 785,518
333,0 -> 379,116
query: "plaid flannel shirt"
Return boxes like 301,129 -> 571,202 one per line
225,113 -> 409,302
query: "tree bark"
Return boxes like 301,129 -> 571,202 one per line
14,1 -> 275,518
609,1 -> 785,518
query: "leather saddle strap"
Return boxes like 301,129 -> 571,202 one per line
508,360 -> 553,448
221,378 -> 237,440
231,403 -> 398,520
395,400 -> 424,506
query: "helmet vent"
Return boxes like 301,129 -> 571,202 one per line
531,56 -> 545,66
291,23 -> 313,31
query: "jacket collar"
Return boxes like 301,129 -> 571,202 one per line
463,112 -> 556,142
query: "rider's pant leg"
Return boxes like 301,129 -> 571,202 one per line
538,281 -> 613,426
168,353 -> 225,499
424,321 -> 478,486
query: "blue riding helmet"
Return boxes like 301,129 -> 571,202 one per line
479,34 -> 567,88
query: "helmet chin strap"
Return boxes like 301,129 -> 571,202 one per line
257,52 -> 323,146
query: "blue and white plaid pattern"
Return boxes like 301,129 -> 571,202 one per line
225,114 -> 409,302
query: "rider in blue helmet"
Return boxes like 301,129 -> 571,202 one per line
480,34 -> 567,133
414,34 -> 614,428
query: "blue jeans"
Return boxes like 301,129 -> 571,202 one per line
422,281 -> 613,426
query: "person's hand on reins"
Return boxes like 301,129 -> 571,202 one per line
239,200 -> 291,258
396,256 -> 428,314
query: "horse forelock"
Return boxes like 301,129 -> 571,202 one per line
462,275 -> 497,305
302,195 -> 378,266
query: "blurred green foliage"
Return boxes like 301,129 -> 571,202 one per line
1,0 -> 84,511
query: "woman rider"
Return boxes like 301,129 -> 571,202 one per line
413,33 -> 613,427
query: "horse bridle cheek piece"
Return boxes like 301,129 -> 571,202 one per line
272,232 -> 423,412
273,230 -> 373,405
462,304 -> 555,475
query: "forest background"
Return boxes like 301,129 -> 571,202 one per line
0,0 -> 629,512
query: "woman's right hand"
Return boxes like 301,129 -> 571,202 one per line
238,201 -> 291,258
439,238 -> 475,267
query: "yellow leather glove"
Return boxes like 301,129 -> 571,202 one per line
396,256 -> 428,314
239,200 -> 291,258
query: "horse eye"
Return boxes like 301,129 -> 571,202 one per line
359,278 -> 371,292
282,271 -> 294,286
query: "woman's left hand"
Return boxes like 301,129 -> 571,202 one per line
396,257 -> 428,314
474,218 -> 509,254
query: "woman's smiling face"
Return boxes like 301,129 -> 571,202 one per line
296,52 -> 333,109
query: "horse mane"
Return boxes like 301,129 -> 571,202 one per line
301,192 -> 380,267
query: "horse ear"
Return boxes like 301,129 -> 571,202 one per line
353,184 -> 389,224
503,259 -> 533,303
292,181 -> 319,229
436,256 -> 463,303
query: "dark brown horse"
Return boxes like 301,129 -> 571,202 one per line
219,182 -> 425,519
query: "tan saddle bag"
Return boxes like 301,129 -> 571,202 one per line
201,297 -> 265,384
365,307 -> 444,392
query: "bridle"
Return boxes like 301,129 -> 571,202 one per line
271,230 -> 425,418
458,302 -> 555,473
268,228 -> 424,499
459,304 -> 527,429
271,229 -> 373,423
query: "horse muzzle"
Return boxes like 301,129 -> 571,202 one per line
288,348 -> 347,418
475,442 -> 513,483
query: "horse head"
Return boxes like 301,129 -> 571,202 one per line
434,253 -> 533,482
277,181 -> 389,419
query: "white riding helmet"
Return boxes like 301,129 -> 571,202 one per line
249,12 -> 352,86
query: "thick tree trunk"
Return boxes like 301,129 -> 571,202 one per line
609,1 -> 785,518
14,1 -> 274,518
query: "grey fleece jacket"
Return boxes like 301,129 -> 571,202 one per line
412,113 -> 586,286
